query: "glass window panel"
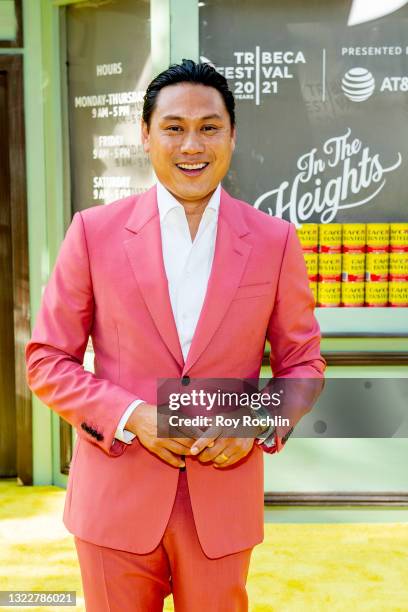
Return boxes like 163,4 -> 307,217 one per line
199,0 -> 408,225
66,0 -> 154,214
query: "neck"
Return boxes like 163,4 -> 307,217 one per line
166,187 -> 217,217
179,197 -> 212,217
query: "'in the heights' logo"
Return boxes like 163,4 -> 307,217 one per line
254,128 -> 402,226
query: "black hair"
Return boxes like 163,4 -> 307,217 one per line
142,58 -> 235,128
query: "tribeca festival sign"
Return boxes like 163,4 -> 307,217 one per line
200,50 -> 306,105
254,129 -> 402,226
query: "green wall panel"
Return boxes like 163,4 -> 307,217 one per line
0,0 -> 16,40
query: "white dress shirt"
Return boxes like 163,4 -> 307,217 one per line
114,180 -> 221,444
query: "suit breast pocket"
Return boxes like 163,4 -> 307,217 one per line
232,282 -> 273,300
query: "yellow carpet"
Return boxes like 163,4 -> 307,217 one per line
1,480 -> 407,611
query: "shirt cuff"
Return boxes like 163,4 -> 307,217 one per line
114,399 -> 145,444
256,422 -> 276,444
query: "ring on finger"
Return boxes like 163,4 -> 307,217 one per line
215,452 -> 229,464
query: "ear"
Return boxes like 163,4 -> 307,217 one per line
141,120 -> 150,153
231,125 -> 237,151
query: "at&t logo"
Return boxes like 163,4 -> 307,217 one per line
341,67 -> 375,101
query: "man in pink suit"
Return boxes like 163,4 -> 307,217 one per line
26,60 -> 325,611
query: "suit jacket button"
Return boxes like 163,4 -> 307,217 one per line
96,433 -> 104,441
181,376 -> 190,386
81,422 -> 87,430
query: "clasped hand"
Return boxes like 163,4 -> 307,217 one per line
125,403 -> 263,469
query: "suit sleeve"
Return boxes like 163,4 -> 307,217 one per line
261,222 -> 326,454
25,212 -> 138,457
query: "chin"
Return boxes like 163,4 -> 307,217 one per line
176,184 -> 211,197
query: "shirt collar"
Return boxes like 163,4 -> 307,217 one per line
156,180 -> 221,223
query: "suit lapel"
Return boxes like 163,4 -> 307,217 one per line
183,189 -> 252,374
123,186 -> 184,368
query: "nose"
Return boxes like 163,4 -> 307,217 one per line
180,130 -> 205,154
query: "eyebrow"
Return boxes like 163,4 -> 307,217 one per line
160,114 -> 224,122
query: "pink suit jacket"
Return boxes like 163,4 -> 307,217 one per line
26,185 -> 325,559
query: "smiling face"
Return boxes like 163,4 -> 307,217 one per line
141,83 -> 236,208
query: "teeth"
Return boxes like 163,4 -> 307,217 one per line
177,163 -> 208,170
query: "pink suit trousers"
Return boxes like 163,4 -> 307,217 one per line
74,469 -> 253,612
